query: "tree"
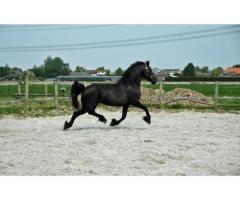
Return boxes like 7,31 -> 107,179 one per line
114,67 -> 123,76
75,66 -> 86,72
29,65 -> 45,78
195,66 -> 200,72
105,69 -> 110,75
43,56 -> 70,78
211,67 -> 223,77
0,64 -> 10,79
183,63 -> 196,77
22,71 -> 36,80
96,66 -> 105,71
201,66 -> 209,73
195,66 -> 209,73
233,64 -> 240,68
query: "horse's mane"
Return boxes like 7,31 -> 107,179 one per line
118,61 -> 145,83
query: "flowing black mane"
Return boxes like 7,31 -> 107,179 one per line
122,61 -> 145,77
118,61 -> 145,83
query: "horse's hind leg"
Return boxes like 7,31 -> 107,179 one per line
64,108 -> 87,130
110,104 -> 129,126
88,110 -> 107,124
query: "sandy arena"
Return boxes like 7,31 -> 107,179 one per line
0,111 -> 240,175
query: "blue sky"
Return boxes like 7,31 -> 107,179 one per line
0,24 -> 239,71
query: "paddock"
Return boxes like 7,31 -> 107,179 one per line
0,111 -> 239,175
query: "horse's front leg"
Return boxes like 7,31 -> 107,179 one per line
132,101 -> 151,124
110,104 -> 129,126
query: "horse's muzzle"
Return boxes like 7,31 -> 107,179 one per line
151,80 -> 157,85
151,76 -> 157,84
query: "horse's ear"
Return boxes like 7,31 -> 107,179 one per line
146,60 -> 150,66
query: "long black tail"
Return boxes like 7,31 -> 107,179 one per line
71,81 -> 85,110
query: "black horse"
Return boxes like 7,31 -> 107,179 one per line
64,61 -> 157,130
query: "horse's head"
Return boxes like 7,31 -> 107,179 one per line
142,61 -> 157,84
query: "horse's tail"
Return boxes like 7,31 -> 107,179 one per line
71,81 -> 85,110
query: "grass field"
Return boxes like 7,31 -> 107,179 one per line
0,84 -> 72,97
144,83 -> 240,110
1,83 -> 240,97
144,83 -> 240,97
0,82 -> 240,115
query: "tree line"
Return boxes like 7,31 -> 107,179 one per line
182,63 -> 227,77
1,56 -> 239,80
0,56 -> 124,80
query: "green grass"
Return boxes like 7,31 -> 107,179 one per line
218,98 -> 240,110
143,83 -> 240,111
146,103 -> 213,111
144,83 -> 240,97
0,83 -> 240,116
0,84 -> 71,99
1,83 -> 240,98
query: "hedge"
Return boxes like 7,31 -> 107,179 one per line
165,77 -> 240,82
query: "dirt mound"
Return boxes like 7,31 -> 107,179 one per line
140,88 -> 160,104
164,88 -> 214,106
140,87 -> 214,106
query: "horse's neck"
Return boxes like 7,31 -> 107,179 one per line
119,76 -> 142,88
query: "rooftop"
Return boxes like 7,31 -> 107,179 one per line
225,67 -> 240,75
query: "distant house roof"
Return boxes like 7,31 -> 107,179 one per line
69,71 -> 90,76
225,67 -> 240,75
153,68 -> 181,77
9,68 -> 23,78
69,70 -> 107,77
86,70 -> 97,74
162,69 -> 181,72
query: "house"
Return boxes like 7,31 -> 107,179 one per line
69,71 -> 90,76
9,67 -> 23,80
86,70 -> 97,76
96,70 -> 106,76
223,67 -> 240,76
86,69 -> 107,76
153,67 -> 181,80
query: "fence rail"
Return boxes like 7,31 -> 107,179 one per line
1,76 -> 240,111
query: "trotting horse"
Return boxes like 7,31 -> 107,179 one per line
63,60 -> 157,130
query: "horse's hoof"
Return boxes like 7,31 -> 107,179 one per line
63,121 -> 70,130
99,117 -> 107,124
143,116 -> 151,124
110,119 -> 118,126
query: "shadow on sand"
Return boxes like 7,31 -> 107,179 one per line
67,125 -> 147,132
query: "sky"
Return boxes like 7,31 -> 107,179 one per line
0,24 -> 239,71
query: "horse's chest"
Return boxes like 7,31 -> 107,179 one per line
127,88 -> 141,101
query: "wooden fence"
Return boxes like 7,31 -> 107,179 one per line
1,74 -> 240,110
